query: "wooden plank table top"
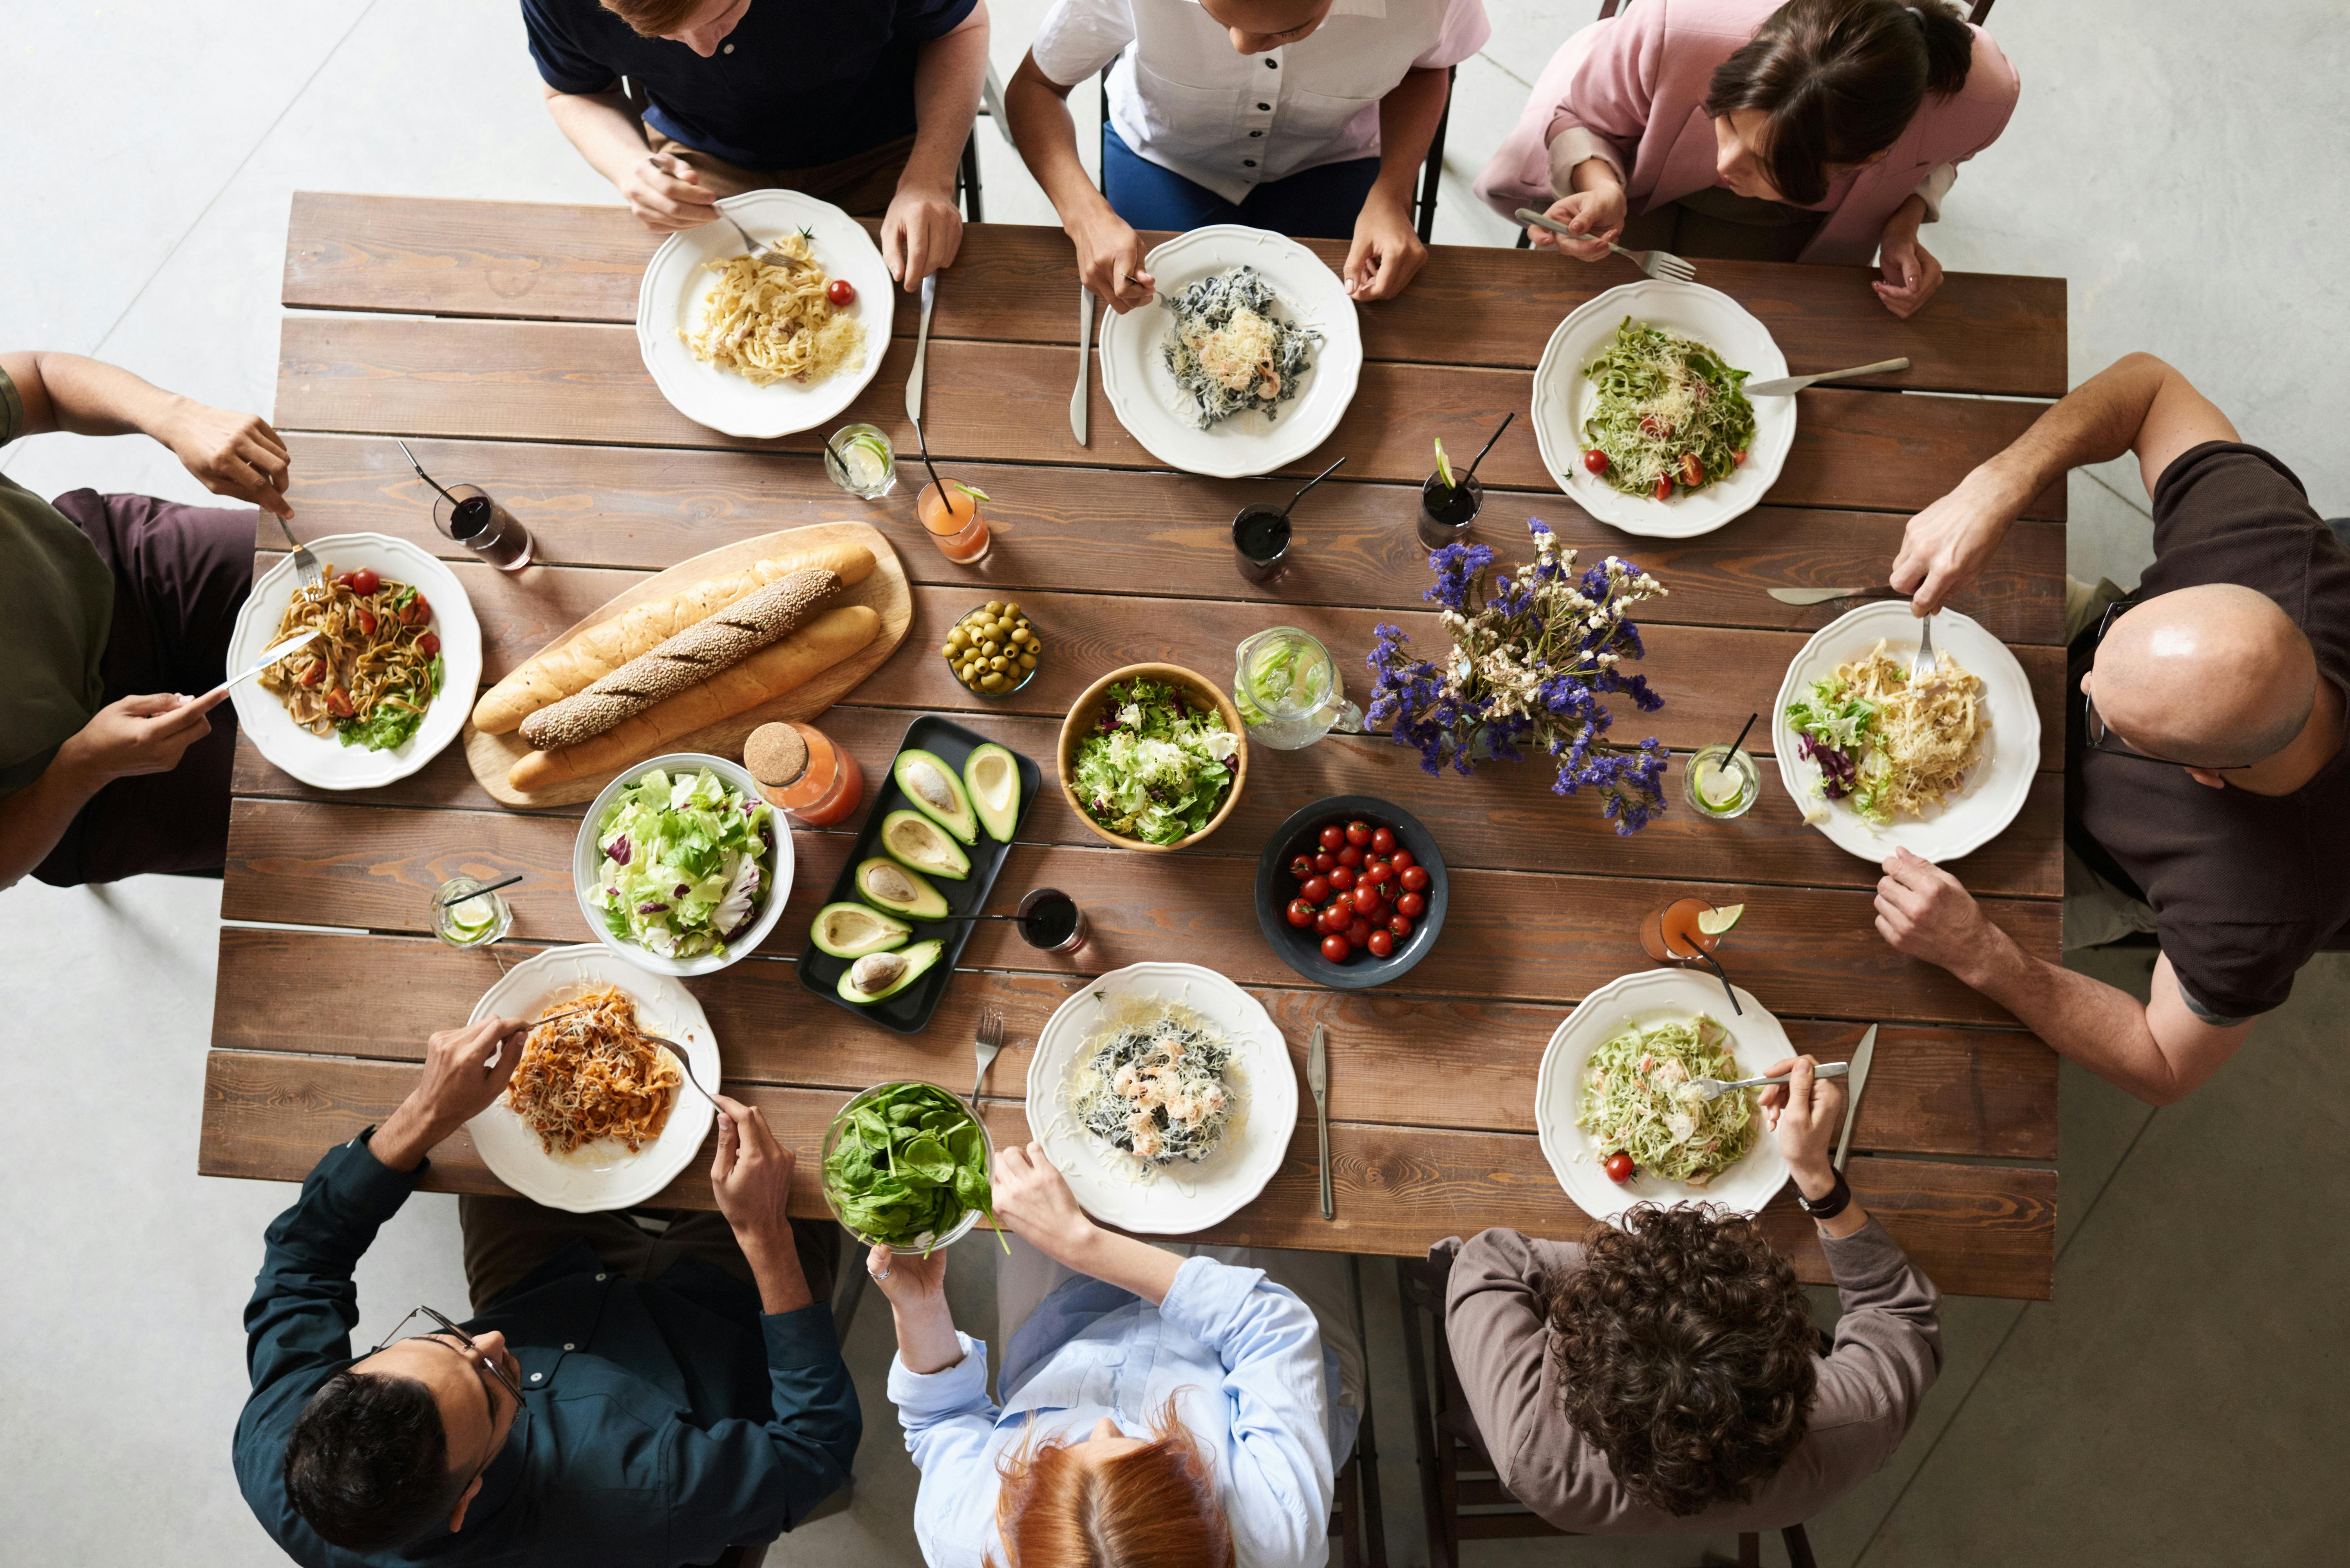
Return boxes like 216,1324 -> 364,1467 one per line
206,194 -> 2067,1299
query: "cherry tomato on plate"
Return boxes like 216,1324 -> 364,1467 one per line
1328,865 -> 1356,892
1652,475 -> 1675,502
1389,849 -> 1414,871
418,632 -> 441,657
1346,918 -> 1372,948
297,661 -> 324,687
1286,898 -> 1317,929
1314,907 -> 1341,936
1319,825 -> 1346,852
356,608 -> 378,637
1289,854 -> 1315,880
1301,875 -> 1331,905
1370,826 -> 1396,855
1583,448 -> 1611,475
1336,844 -> 1363,869
1321,933 -> 1351,962
1732,448 -> 1747,468
348,567 -> 382,596
1367,929 -> 1394,958
1345,820 -> 1373,847
1388,913 -> 1412,939
1677,453 -> 1706,489
1351,884 -> 1383,921
1399,864 -> 1430,893
1363,860 -> 1392,887
401,593 -> 432,626
1603,1151 -> 1636,1184
334,571 -> 354,588
1396,890 -> 1426,919
827,277 -> 856,307
325,688 -> 355,719
1313,851 -> 1338,874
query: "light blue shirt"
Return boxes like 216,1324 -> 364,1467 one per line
889,1255 -> 1354,1568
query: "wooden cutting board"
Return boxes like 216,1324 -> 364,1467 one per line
464,520 -> 909,809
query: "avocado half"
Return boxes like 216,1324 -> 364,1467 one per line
855,856 -> 950,920
963,743 -> 1021,844
894,749 -> 977,845
810,901 -> 912,959
837,939 -> 944,1004
880,809 -> 971,881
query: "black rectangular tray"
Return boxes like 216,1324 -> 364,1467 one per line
796,713 -> 1042,1035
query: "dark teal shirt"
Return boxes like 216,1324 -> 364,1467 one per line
235,1135 -> 859,1566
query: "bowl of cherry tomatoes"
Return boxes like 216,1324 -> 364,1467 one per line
1252,795 -> 1447,990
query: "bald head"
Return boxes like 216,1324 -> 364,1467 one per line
2092,584 -> 2315,768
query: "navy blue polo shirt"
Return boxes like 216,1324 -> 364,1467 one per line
522,0 -> 977,171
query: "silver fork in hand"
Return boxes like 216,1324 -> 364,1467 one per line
1515,208 -> 1696,283
969,1009 -> 1005,1109
274,513 -> 322,589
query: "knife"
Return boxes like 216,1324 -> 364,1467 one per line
1833,1024 -> 1878,1172
1308,1023 -> 1332,1219
199,628 -> 322,704
1071,286 -> 1093,447
1767,586 -> 1909,606
1743,357 -> 1911,397
905,273 -> 937,426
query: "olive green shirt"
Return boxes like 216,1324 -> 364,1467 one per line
0,366 -> 115,796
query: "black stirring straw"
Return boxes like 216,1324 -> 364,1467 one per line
1462,411 -> 1515,484
1695,948 -> 1744,1015
1725,711 -> 1759,764
440,872 -> 524,908
1281,456 -> 1348,519
396,439 -> 461,507
910,414 -> 949,512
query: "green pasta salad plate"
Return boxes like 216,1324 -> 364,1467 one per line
1533,967 -> 1794,1226
1530,278 -> 1794,540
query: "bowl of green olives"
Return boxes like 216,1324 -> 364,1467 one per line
941,601 -> 1043,697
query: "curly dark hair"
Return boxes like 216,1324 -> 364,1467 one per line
1544,1204 -> 1819,1516
283,1371 -> 465,1550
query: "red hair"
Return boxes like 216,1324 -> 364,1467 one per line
988,1398 -> 1234,1568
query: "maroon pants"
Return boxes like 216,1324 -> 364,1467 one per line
33,491 -> 253,886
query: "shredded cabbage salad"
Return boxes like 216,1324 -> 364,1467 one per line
1581,317 -> 1756,498
1576,1014 -> 1755,1186
1071,677 -> 1241,845
591,767 -> 772,960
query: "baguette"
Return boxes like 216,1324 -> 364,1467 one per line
517,568 -> 841,750
471,540 -> 875,733
506,604 -> 880,793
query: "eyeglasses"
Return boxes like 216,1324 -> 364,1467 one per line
2081,597 -> 2204,768
365,1304 -> 524,1407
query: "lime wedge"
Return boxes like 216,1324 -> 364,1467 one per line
448,896 -> 497,934
1696,903 -> 1744,937
1434,437 -> 1454,488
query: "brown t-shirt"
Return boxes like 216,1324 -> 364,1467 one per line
0,367 -> 115,797
2064,441 -> 2350,1020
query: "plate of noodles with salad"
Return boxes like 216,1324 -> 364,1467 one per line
636,189 -> 894,439
1531,278 -> 1793,538
226,532 -> 481,791
1772,600 -> 2040,864
1023,962 -> 1296,1235
1534,967 -> 1793,1226
466,945 -> 720,1213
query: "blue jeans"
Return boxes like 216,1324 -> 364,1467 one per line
1103,125 -> 1380,240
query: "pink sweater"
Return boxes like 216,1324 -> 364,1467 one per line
1473,0 -> 2019,266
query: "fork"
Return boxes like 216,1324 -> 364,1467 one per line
1686,1060 -> 1850,1103
1515,209 -> 1695,283
1911,611 -> 1940,686
644,1034 -> 721,1108
968,1009 -> 1005,1109
708,201 -> 812,274
273,513 -> 322,589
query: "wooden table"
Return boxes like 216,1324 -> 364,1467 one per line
202,193 -> 2066,1299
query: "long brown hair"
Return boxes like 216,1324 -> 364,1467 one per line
1704,0 -> 1977,204
988,1398 -> 1235,1568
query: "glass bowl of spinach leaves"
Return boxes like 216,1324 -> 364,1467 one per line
821,1080 -> 1004,1254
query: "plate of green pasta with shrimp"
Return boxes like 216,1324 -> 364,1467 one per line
1531,279 -> 1793,539
1533,967 -> 1793,1225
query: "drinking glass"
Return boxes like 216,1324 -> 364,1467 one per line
1418,471 -> 1482,549
1683,744 -> 1761,819
1232,627 -> 1363,751
825,424 -> 897,499
1016,888 -> 1089,953
1638,897 -> 1723,966
431,876 -> 513,949
1231,504 -> 1292,584
917,478 -> 991,565
431,485 -> 531,571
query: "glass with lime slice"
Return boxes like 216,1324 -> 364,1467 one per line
824,423 -> 897,499
1683,743 -> 1761,819
430,876 -> 513,949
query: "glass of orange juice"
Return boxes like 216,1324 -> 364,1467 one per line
1638,896 -> 1746,1013
916,477 -> 992,565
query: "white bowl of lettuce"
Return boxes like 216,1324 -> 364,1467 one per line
573,754 -> 794,976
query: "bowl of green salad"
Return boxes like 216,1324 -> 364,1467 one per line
1058,664 -> 1248,853
821,1080 -> 1002,1255
573,753 -> 793,977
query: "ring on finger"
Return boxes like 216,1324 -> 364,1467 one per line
868,1264 -> 893,1281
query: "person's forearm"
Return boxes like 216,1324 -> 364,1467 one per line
0,740 -> 109,889
5,350 -> 186,442
544,87 -> 656,188
1883,192 -> 1927,240
1569,156 -> 1622,197
904,7 -> 991,197
891,1296 -> 967,1374
1005,55 -> 1117,229
739,1226 -> 817,1315
1370,68 -> 1450,208
1952,928 -> 2199,1104
1789,1161 -> 1870,1240
1067,1226 -> 1183,1305
1968,353 -> 2169,519
369,1093 -> 456,1174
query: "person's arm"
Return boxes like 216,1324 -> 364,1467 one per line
1891,352 -> 2241,613
1341,67 -> 1450,302
1441,1228 -> 1574,1502
1757,1054 -> 1872,1242
542,84 -> 723,231
2,349 -> 293,517
1003,48 -> 1155,313
1525,3 -> 1656,261
1873,193 -> 1943,320
0,693 -> 227,889
866,1246 -> 1001,1568
1872,849 -> 2255,1103
992,1141 -> 1182,1302
882,1 -> 990,289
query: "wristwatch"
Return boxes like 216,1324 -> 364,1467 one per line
1795,1171 -> 1852,1221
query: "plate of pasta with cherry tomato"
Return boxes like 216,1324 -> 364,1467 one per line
1252,795 -> 1447,990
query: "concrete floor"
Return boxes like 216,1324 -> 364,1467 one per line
3,2 -> 2345,1564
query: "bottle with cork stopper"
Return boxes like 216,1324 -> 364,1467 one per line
744,721 -> 864,827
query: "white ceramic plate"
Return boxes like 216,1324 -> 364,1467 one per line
465,945 -> 718,1214
573,753 -> 795,978
1024,962 -> 1298,1235
636,190 -> 892,439
1534,968 -> 1793,1227
1770,602 -> 2039,864
1531,278 -> 1793,538
226,533 -> 481,791
1097,225 -> 1362,479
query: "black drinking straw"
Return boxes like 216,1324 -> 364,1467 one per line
909,415 -> 949,511
396,439 -> 460,507
1724,710 -> 1759,764
1281,456 -> 1347,518
1695,948 -> 1744,1015
1461,411 -> 1515,484
439,871 -> 524,908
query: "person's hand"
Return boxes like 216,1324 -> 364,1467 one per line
1874,225 -> 1944,319
1888,467 -> 2020,614
616,153 -> 721,231
710,1093 -> 795,1248
154,400 -> 294,519
864,1242 -> 949,1310
1875,848 -> 2004,983
1527,184 -> 1625,261
1070,206 -> 1153,314
372,1015 -> 532,1170
1343,188 -> 1427,302
1759,1053 -> 1846,1194
882,181 -> 964,290
58,691 -> 228,783
992,1141 -> 1094,1261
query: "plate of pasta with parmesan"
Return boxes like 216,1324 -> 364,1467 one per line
226,532 -> 481,791
466,946 -> 719,1212
636,190 -> 893,439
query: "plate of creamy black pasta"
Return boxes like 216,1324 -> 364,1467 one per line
1024,961 -> 1297,1234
